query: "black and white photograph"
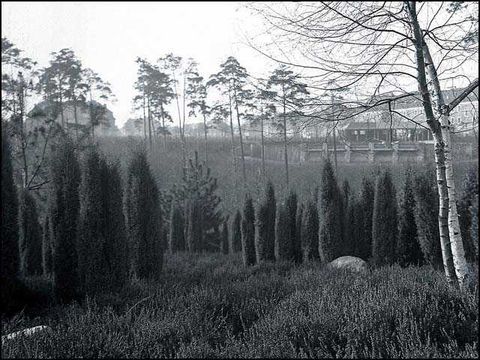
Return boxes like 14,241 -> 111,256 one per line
1,1 -> 478,358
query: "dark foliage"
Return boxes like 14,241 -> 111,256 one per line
42,215 -> 54,276
125,147 -> 164,280
1,129 -> 21,313
319,159 -> 343,263
413,171 -> 443,267
241,195 -> 256,266
231,210 -> 242,253
372,170 -> 398,266
304,199 -> 320,261
397,168 -> 424,267
458,167 -> 478,263
50,137 -> 81,303
19,190 -> 43,276
255,182 -> 276,263
169,203 -> 186,253
221,217 -> 229,255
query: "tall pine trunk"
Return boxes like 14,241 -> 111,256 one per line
260,115 -> 266,180
233,84 -> 247,184
228,90 -> 238,185
203,112 -> 208,164
282,92 -> 289,186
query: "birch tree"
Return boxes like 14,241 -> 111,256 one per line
248,1 -> 478,289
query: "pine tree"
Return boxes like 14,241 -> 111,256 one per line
304,199 -> 320,261
42,215 -> 53,276
173,151 -> 222,252
50,137 -> 81,302
397,168 -> 423,267
458,167 -> 478,263
413,171 -> 443,268
221,217 -> 229,255
241,195 -> 256,266
125,147 -> 164,280
318,159 -> 343,263
372,170 -> 398,266
169,203 -> 185,252
255,182 -> 276,263
357,177 -> 375,261
231,210 -> 242,253
18,190 -> 43,276
185,199 -> 204,252
1,130 -> 21,312
287,192 -> 301,263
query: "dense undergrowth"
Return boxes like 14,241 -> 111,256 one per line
2,253 -> 478,358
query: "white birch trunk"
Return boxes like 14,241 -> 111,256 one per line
422,42 -> 470,290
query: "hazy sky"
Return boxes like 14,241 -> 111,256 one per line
2,1 -> 272,127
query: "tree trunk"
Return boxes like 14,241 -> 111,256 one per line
233,84 -> 247,184
331,94 -> 337,171
282,92 -> 289,186
160,104 -> 167,151
423,41 -> 470,289
261,115 -> 266,180
89,89 -> 95,140
142,91 -> 147,140
203,112 -> 208,165
407,1 -> 463,288
173,72 -> 186,168
73,98 -> 78,141
147,96 -> 153,149
228,90 -> 238,186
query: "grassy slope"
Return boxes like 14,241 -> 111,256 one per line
2,253 -> 478,358
98,136 -> 478,217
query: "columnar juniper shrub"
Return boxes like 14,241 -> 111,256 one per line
458,167 -> 478,263
18,189 -> 43,276
42,215 -> 54,276
372,170 -> 398,266
50,137 -> 81,303
231,210 -> 242,253
241,195 -> 256,266
221,217 -> 229,255
125,147 -> 164,280
471,194 -> 479,262
255,182 -> 276,263
275,204 -> 290,261
319,159 -> 343,263
294,202 -> 304,263
1,129 -> 21,313
341,179 -> 352,256
304,199 -> 320,261
413,170 -> 443,268
358,177 -> 375,261
286,190 -> 300,263
397,168 -> 423,267
78,148 -> 105,296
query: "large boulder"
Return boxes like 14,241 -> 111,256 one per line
327,256 -> 368,273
